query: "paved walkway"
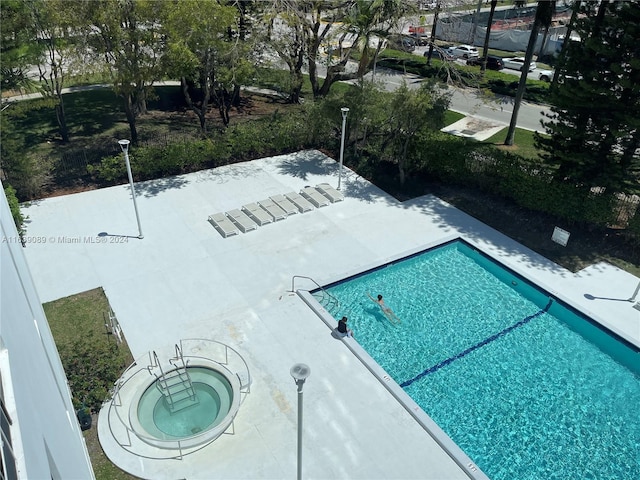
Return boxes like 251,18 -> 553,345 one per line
22,151 -> 639,479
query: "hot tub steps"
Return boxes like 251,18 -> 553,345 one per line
156,368 -> 197,411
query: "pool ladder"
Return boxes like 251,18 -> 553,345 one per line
151,345 -> 197,412
315,289 -> 340,312
291,275 -> 340,312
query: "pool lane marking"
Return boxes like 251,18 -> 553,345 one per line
399,299 -> 553,388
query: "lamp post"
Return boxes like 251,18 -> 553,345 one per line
117,139 -> 143,239
338,107 -> 349,190
290,363 -> 310,480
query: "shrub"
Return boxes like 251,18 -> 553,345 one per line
58,336 -> 127,413
87,111 -> 314,186
87,155 -> 126,184
4,185 -> 26,241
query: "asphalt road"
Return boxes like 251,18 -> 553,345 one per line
362,52 -> 551,133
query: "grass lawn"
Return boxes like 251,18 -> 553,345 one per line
43,288 -> 129,353
444,110 -> 465,126
43,288 -> 136,480
482,127 -> 549,160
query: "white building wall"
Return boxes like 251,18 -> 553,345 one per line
0,185 -> 94,480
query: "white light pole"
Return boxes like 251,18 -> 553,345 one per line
290,363 -> 310,480
338,107 -> 349,190
118,139 -> 143,239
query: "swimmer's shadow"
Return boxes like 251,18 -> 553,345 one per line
363,305 -> 394,328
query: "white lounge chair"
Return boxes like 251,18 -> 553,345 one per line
284,191 -> 313,213
242,202 -> 273,226
258,198 -> 287,221
300,186 -> 330,208
226,209 -> 258,233
270,194 -> 298,216
316,183 -> 344,203
208,212 -> 239,238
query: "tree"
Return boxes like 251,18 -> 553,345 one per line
227,0 -> 260,107
504,1 -> 555,146
29,0 -> 87,143
268,0 -> 410,100
264,3 -> 307,103
536,1 -> 640,193
0,0 -> 40,94
312,0 -> 412,97
479,0 -> 498,74
0,99 -> 52,199
424,0 -> 442,65
341,0 -> 407,80
162,0 -> 238,132
85,0 -> 165,143
382,80 -> 450,185
551,0 -> 580,88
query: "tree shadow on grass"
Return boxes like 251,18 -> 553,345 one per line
64,89 -> 123,137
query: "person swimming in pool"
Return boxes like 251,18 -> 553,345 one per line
367,293 -> 401,324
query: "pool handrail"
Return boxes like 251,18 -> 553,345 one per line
107,338 -> 251,460
290,275 -> 340,311
177,338 -> 251,396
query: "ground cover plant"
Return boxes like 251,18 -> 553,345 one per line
43,287 -> 136,480
43,288 -> 133,413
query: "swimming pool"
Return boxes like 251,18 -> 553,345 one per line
312,240 -> 640,480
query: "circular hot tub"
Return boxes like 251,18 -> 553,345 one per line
129,361 -> 241,449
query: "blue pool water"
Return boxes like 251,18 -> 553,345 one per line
316,241 -> 640,480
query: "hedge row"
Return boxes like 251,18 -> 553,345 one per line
416,134 -> 621,228
89,111 -> 315,184
88,101 -> 636,236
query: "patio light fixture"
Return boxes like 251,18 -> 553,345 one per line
118,139 -> 143,239
290,363 -> 311,480
338,107 -> 349,190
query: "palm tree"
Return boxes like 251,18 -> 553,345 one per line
343,0 -> 405,80
551,0 -> 580,88
424,0 -> 442,65
480,0 -> 498,74
504,1 -> 555,146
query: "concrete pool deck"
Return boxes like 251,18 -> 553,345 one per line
22,150 -> 639,480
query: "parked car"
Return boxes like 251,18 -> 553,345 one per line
503,57 -> 537,71
466,55 -> 504,70
410,32 -> 429,46
419,1 -> 438,9
537,69 -> 553,82
387,35 -> 416,53
424,48 -> 455,61
448,44 -> 479,59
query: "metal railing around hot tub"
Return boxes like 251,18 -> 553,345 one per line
106,338 -> 251,460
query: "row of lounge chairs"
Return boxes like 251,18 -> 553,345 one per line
208,183 -> 344,238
